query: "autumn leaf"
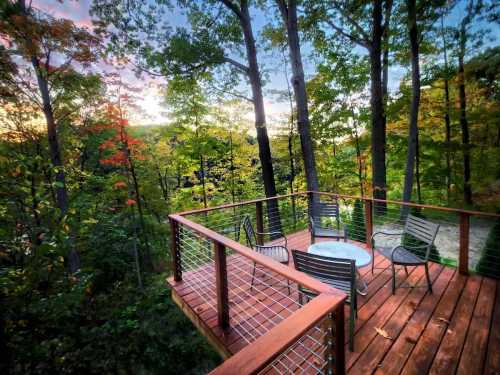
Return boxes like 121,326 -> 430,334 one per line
126,199 -> 136,206
375,327 -> 392,340
436,317 -> 451,325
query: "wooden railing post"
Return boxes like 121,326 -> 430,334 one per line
169,217 -> 182,282
307,191 -> 315,220
214,241 -> 229,329
459,212 -> 470,275
364,199 -> 373,248
332,304 -> 346,375
256,201 -> 264,245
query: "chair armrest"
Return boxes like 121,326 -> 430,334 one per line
403,243 -> 429,250
390,245 -> 406,262
256,231 -> 288,247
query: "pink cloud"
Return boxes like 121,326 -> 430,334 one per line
32,0 -> 93,29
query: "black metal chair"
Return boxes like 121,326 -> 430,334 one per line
309,200 -> 348,244
241,215 -> 290,294
371,214 -> 440,294
292,250 -> 357,351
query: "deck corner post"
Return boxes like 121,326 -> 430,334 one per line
459,212 -> 470,275
364,198 -> 373,249
256,201 -> 264,245
307,191 -> 314,217
169,217 -> 182,282
332,303 -> 346,375
214,241 -> 230,330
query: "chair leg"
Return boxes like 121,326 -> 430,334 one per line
404,266 -> 409,276
349,303 -> 355,352
251,261 -> 257,292
298,291 -> 303,306
425,263 -> 433,293
287,278 -> 291,295
371,249 -> 375,274
391,263 -> 396,294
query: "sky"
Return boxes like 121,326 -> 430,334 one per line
32,0 -> 498,128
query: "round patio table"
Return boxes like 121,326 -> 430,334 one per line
308,241 -> 372,295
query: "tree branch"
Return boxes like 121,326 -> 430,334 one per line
219,0 -> 243,20
223,56 -> 250,74
324,19 -> 371,49
331,1 -> 371,43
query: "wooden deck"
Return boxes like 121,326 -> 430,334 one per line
168,229 -> 500,374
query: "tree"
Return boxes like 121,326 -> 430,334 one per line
0,0 -> 101,272
92,0 -> 283,232
401,0 -> 421,217
275,0 -> 320,205
306,1 -> 394,207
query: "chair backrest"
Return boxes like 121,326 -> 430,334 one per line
242,215 -> 257,249
292,250 -> 355,296
403,214 -> 440,247
311,200 -> 341,226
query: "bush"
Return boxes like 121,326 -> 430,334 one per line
348,199 -> 366,242
1,271 -> 220,374
476,219 -> 500,278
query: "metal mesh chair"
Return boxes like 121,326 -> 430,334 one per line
292,250 -> 357,351
309,200 -> 348,243
371,214 -> 440,294
241,215 -> 290,294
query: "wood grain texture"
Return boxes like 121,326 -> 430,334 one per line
167,229 -> 500,375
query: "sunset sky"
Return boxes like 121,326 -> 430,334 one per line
32,0 -> 498,128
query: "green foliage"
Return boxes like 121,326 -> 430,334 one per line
476,219 -> 500,278
347,199 -> 366,242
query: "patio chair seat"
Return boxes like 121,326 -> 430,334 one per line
255,245 -> 289,263
371,214 -> 440,294
314,227 -> 346,239
377,246 -> 425,265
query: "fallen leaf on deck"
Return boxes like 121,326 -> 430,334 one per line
195,306 -> 205,313
437,317 -> 451,325
375,327 -> 392,340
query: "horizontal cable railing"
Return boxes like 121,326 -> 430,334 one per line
169,208 -> 346,375
169,191 -> 500,375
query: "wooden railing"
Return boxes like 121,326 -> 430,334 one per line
169,191 -> 500,374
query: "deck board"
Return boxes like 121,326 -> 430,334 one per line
168,229 -> 500,374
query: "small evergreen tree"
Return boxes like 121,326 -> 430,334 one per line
348,199 -> 366,242
476,219 -> 500,279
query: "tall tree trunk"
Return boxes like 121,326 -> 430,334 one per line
458,26 -> 472,206
276,0 -> 319,208
441,16 -> 452,204
370,0 -> 387,211
401,0 -> 420,219
19,0 -> 79,272
415,130 -> 422,203
283,49 -> 297,228
238,2 -> 282,234
381,0 -> 393,137
351,106 -> 364,197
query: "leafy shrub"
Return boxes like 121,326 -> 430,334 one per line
476,219 -> 500,278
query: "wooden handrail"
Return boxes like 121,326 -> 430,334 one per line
310,191 -> 500,218
209,294 -> 345,375
169,214 -> 345,296
177,192 -> 306,216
